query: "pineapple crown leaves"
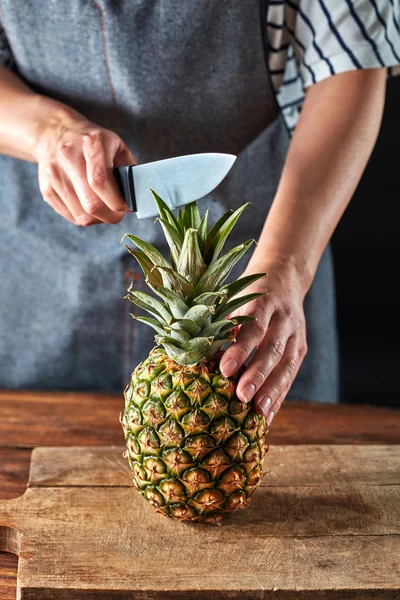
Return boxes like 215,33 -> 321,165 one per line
122,190 -> 266,366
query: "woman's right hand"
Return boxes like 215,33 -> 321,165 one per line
34,101 -> 136,226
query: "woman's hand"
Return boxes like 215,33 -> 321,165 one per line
219,258 -> 308,426
34,101 -> 136,226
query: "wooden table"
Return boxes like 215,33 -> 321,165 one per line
1,390 -> 399,600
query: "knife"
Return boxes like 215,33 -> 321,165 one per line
113,152 -> 236,219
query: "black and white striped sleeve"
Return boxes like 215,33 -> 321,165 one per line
289,0 -> 400,88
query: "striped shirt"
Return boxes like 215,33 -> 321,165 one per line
1,1 -> 400,136
260,0 -> 400,134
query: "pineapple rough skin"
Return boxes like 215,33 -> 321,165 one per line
121,347 -> 269,524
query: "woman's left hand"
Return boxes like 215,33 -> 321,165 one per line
219,258 -> 308,426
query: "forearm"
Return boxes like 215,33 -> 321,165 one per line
0,66 -> 78,162
249,68 -> 387,294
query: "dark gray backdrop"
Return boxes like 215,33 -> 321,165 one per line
331,76 -> 399,407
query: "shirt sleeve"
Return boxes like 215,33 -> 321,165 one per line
0,19 -> 16,70
290,0 -> 400,88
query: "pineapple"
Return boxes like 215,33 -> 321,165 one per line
120,191 -> 269,523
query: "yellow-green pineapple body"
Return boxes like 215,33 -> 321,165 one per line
121,348 -> 268,523
120,191 -> 268,523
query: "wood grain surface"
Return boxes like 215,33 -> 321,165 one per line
1,445 -> 400,599
1,391 -> 399,600
1,390 -> 400,448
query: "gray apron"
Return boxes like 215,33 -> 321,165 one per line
0,0 -> 339,402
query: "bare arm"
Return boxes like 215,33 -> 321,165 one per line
220,68 -> 387,422
0,66 -> 135,224
251,68 -> 386,291
0,66 -> 45,161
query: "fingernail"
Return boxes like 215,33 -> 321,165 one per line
266,410 -> 275,427
259,396 -> 272,415
240,382 -> 256,403
76,214 -> 93,226
221,358 -> 238,377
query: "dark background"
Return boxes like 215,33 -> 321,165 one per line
331,75 -> 399,408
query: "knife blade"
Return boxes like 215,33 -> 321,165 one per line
114,153 -> 236,219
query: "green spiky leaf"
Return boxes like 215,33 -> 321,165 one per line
183,305 -> 214,329
215,292 -> 264,320
177,228 -> 206,286
186,202 -> 202,230
155,335 -> 185,349
196,240 -> 255,294
155,219 -> 183,269
219,273 -> 266,300
200,319 -> 237,338
122,234 -> 171,270
133,315 -> 166,336
149,284 -> 189,319
192,292 -> 224,307
180,202 -> 201,230
204,339 -> 233,358
207,203 -> 250,262
155,266 -> 194,299
185,336 -> 216,354
125,293 -> 169,324
177,208 -> 185,229
230,315 -> 255,326
197,209 -> 209,251
122,248 -> 163,287
123,195 -> 267,366
150,188 -> 181,233
204,210 -> 233,258
166,327 -> 192,344
162,342 -> 204,365
169,319 -> 202,337
129,290 -> 172,324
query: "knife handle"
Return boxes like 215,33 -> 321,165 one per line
113,166 -> 137,212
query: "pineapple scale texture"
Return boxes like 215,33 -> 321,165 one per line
120,193 -> 269,522
121,348 -> 268,523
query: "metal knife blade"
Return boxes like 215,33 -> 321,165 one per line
114,153 -> 236,219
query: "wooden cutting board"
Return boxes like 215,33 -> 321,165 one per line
0,445 -> 399,599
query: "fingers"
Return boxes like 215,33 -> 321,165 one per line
235,314 -> 292,403
219,265 -> 308,427
36,117 -> 136,226
220,308 -> 274,379
253,334 -> 307,424
82,132 -> 129,213
57,141 -> 125,225
40,179 -> 76,224
41,163 -> 101,226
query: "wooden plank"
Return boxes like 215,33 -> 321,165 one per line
0,448 -> 31,500
0,446 -> 399,598
263,445 -> 400,486
0,553 -> 18,600
0,391 -> 125,448
4,483 -> 400,538
27,445 -> 400,488
0,486 -> 400,597
1,390 -> 399,600
28,446 -> 130,487
1,391 -> 400,447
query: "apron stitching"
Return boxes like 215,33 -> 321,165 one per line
90,0 -> 118,110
